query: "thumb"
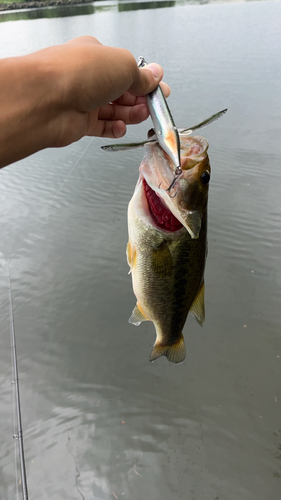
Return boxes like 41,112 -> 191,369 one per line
129,63 -> 165,96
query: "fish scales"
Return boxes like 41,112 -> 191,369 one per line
133,220 -> 206,335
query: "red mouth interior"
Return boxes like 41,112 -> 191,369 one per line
143,179 -> 183,232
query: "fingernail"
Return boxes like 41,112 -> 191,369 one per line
146,63 -> 162,79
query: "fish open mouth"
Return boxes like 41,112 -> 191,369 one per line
143,179 -> 183,232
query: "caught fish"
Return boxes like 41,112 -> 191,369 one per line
126,133 -> 210,363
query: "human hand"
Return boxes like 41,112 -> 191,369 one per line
45,36 -> 170,147
0,36 -> 170,168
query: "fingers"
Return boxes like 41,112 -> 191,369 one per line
60,38 -> 171,112
52,38 -> 173,144
88,119 -> 127,139
112,92 -> 147,107
129,63 -> 171,97
159,81 -> 171,98
128,63 -> 162,96
112,84 -> 170,107
85,99 -> 149,138
99,102 -> 149,125
111,121 -> 127,138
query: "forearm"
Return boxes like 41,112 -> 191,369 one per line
0,50 -> 62,169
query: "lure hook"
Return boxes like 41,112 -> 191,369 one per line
166,166 -> 182,197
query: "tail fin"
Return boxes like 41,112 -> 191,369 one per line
149,334 -> 186,364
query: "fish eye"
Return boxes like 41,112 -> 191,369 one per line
200,171 -> 210,185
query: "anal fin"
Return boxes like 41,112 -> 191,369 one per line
149,334 -> 186,364
129,303 -> 149,326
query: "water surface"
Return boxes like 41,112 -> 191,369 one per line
0,1 -> 280,499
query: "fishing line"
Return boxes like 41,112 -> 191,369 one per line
7,259 -> 29,500
12,371 -> 19,500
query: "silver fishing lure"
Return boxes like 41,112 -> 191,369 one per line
137,56 -> 182,181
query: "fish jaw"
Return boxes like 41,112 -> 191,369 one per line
128,170 -> 186,235
140,135 -> 210,239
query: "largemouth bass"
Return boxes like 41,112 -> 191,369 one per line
127,133 -> 210,364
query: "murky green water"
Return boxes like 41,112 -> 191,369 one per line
0,1 -> 280,498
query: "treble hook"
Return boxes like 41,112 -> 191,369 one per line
166,166 -> 182,198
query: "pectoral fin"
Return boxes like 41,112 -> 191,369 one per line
184,211 -> 202,239
129,303 -> 149,326
149,334 -> 186,364
151,242 -> 173,277
190,281 -> 205,326
126,241 -> 137,273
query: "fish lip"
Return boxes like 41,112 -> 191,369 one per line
180,134 -> 209,157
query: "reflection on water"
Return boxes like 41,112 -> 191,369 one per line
118,0 -> 175,12
0,0 -> 176,23
0,3 -> 95,22
0,0 -> 265,22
